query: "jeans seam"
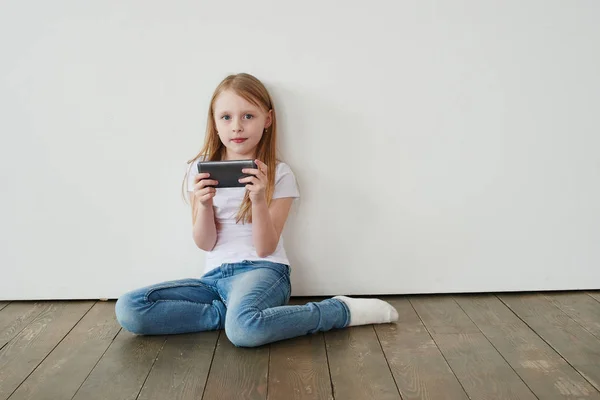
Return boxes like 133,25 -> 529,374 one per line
248,273 -> 289,310
254,303 -> 305,321
216,286 -> 228,307
144,282 -> 212,303
285,275 -> 292,302
151,299 -> 216,305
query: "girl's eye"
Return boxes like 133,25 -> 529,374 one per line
243,114 -> 254,120
221,115 -> 231,121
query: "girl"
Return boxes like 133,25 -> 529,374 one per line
115,73 -> 398,347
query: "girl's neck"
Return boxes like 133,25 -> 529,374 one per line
224,149 -> 255,161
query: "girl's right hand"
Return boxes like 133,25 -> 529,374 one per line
193,173 -> 218,206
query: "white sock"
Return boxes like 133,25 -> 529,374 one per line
333,296 -> 399,326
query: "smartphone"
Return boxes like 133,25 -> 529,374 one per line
196,159 -> 257,188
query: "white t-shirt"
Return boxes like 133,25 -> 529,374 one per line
186,159 -> 300,273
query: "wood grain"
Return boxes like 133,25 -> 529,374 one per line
0,301 -> 94,400
434,333 -> 537,400
588,292 -> 600,303
268,333 -> 332,400
500,293 -> 600,391
0,302 -> 49,349
325,325 -> 400,400
545,292 -> 600,340
268,297 -> 333,400
412,295 -> 537,400
8,301 -> 121,400
137,330 -> 219,400
70,329 -> 166,400
1,294 -> 597,399
202,331 -> 269,400
457,294 -> 600,399
410,295 -> 480,334
374,297 -> 468,400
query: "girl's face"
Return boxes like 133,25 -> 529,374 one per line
213,90 -> 272,160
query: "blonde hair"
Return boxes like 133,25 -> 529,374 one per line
183,73 -> 278,224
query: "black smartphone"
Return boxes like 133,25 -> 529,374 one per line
196,159 -> 257,188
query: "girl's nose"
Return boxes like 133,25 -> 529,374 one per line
232,118 -> 243,132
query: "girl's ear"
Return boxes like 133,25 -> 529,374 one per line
264,109 -> 273,129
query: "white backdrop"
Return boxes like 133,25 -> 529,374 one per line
1,1 -> 599,300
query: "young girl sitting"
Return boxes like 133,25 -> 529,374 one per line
115,73 -> 398,347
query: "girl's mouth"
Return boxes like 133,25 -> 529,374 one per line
232,138 -> 247,144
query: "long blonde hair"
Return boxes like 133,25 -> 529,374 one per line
182,73 -> 278,224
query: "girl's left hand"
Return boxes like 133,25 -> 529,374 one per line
239,159 -> 268,202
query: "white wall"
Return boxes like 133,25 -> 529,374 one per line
1,1 -> 599,300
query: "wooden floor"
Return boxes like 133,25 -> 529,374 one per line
0,292 -> 599,400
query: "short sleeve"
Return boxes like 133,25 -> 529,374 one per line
186,154 -> 207,192
186,161 -> 197,192
273,162 -> 300,199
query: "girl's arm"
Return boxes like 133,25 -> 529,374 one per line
239,159 -> 295,258
190,193 -> 218,251
251,197 -> 294,257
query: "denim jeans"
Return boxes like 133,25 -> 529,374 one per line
115,260 -> 350,347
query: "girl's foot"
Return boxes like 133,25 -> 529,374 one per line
333,296 -> 399,326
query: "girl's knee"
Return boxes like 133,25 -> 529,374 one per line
115,294 -> 148,335
224,310 -> 268,348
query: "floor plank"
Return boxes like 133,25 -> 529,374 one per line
70,329 -> 166,400
325,325 -> 400,400
456,294 -> 600,399
500,293 -> 600,391
588,292 -> 600,303
0,293 -> 597,400
545,292 -> 600,340
8,301 -> 121,400
412,296 -> 537,400
268,297 -> 333,400
268,333 -> 332,400
410,296 -> 480,334
137,331 -> 219,400
202,331 -> 269,400
374,297 -> 468,400
0,302 -> 49,349
435,333 -> 538,400
0,301 -> 95,400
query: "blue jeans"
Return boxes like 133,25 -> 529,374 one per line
115,260 -> 350,347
